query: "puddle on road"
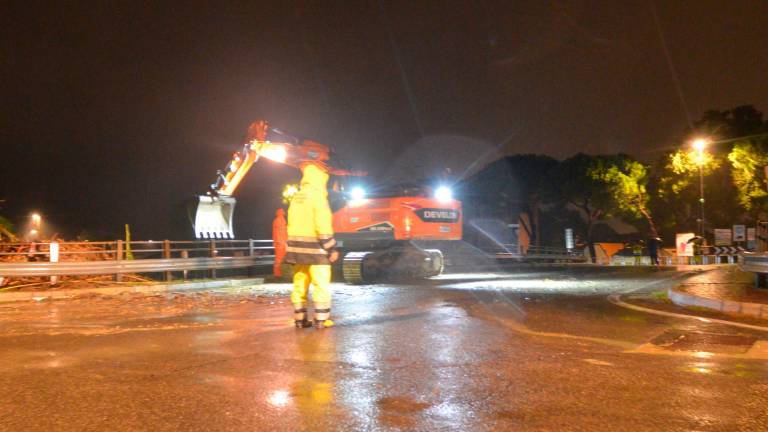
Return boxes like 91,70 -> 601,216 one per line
630,327 -> 768,361
650,329 -> 757,354
377,395 -> 432,413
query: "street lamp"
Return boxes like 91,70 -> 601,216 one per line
31,212 -> 41,228
691,138 -> 710,236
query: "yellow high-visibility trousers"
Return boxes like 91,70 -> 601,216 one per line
291,264 -> 332,321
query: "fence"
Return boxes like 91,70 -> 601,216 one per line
738,253 -> 768,287
494,245 -> 587,262
0,240 -> 274,281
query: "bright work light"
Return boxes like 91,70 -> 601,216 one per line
350,187 -> 366,201
262,144 -> 288,163
435,186 -> 452,203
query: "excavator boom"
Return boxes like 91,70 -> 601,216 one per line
193,120 -> 357,239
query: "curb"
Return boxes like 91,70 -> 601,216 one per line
0,278 -> 266,303
667,285 -> 768,320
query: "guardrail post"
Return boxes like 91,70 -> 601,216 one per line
49,242 -> 59,285
210,240 -> 217,279
247,239 -> 255,277
163,240 -> 172,281
115,240 -> 123,282
756,272 -> 767,288
181,250 -> 189,280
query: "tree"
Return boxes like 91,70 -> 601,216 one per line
461,154 -> 558,246
0,198 -> 15,241
593,156 -> 658,237
655,105 -> 768,236
545,153 -> 616,262
728,141 -> 768,213
0,215 -> 15,241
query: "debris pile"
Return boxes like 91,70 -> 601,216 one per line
0,241 -> 154,291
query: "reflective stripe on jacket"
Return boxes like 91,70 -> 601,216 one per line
285,164 -> 336,265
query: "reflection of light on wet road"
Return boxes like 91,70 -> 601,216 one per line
691,362 -> 714,374
426,401 -> 473,428
693,351 -> 714,359
344,347 -> 371,368
267,389 -> 292,408
442,278 -> 602,292
433,273 -> 519,280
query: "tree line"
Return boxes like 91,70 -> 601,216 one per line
461,105 -> 768,256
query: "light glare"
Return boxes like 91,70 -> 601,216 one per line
350,187 -> 365,201
263,145 -> 288,163
435,186 -> 452,203
267,390 -> 291,407
692,138 -> 709,152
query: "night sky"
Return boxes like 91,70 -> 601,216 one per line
2,1 -> 767,240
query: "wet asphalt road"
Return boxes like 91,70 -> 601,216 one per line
2,266 -> 768,431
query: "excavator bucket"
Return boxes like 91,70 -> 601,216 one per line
194,195 -> 236,239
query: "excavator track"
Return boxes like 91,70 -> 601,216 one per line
423,249 -> 445,278
340,248 -> 444,284
342,252 -> 371,284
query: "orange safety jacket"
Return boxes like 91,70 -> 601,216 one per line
272,208 -> 287,276
285,164 -> 337,265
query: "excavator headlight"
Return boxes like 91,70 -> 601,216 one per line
434,186 -> 453,203
262,144 -> 288,163
350,187 -> 366,201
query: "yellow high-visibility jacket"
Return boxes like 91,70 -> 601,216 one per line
285,164 -> 336,265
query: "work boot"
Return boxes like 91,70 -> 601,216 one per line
314,319 -> 334,329
295,319 -> 312,328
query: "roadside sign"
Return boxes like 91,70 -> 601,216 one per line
676,232 -> 695,257
733,224 -> 746,242
565,228 -> 574,250
714,229 -> 732,246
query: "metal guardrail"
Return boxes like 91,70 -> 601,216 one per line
0,256 -> 273,277
491,245 -> 587,263
739,253 -> 764,274
0,239 -> 274,279
737,253 -> 768,288
0,239 -> 590,281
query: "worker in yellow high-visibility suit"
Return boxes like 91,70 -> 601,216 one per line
285,161 -> 339,329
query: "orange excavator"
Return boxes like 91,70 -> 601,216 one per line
194,120 -> 462,283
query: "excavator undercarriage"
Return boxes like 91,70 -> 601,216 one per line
341,246 -> 444,284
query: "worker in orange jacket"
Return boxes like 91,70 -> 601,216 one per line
272,208 -> 288,277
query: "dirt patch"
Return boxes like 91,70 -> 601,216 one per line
377,395 -> 432,429
377,395 -> 432,414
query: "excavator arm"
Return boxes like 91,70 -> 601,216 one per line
208,120 -> 332,197
193,120 -> 362,239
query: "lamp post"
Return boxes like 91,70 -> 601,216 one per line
31,213 -> 41,228
29,212 -> 42,241
692,138 -> 709,237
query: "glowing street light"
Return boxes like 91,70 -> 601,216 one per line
692,138 -> 709,152
31,212 -> 41,228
